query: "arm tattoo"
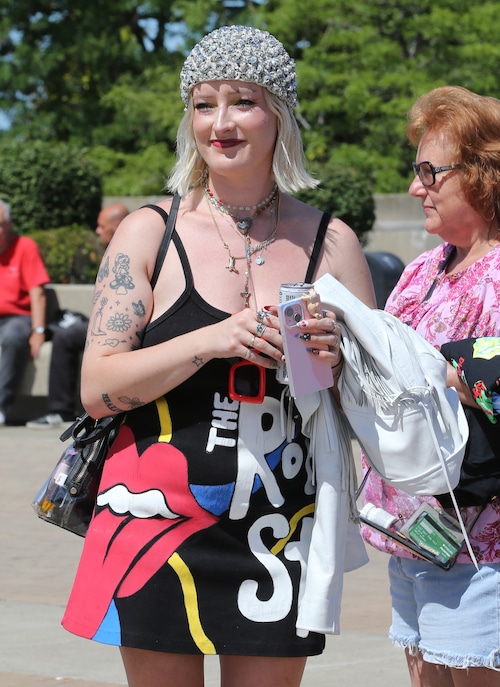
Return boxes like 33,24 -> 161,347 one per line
132,300 -> 146,317
106,312 -> 132,333
118,396 -> 144,409
109,253 -> 135,295
193,355 -> 204,367
102,393 -> 122,413
97,256 -> 110,282
102,393 -> 144,413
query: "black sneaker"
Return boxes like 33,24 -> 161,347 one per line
26,413 -> 74,430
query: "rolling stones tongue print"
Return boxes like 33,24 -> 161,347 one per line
62,389 -> 317,655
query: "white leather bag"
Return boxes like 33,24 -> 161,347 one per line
314,273 -> 469,497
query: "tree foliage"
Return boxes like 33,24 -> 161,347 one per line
0,140 -> 102,233
30,225 -> 104,284
295,163 -> 375,246
1,0 -> 500,198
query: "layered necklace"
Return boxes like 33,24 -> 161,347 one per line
203,177 -> 279,234
207,192 -> 281,308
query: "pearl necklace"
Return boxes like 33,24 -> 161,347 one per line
203,178 -> 279,234
207,193 -> 281,308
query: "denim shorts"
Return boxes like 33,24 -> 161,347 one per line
389,556 -> 500,670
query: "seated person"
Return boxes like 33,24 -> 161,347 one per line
0,200 -> 50,426
26,203 -> 129,429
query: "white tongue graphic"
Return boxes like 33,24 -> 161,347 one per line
97,485 -> 179,519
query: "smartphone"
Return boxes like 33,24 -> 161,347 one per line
277,294 -> 333,397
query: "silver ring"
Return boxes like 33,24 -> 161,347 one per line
257,309 -> 267,323
256,322 -> 266,337
247,336 -> 256,349
245,348 -> 252,360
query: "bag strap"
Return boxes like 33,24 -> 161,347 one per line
305,212 -> 331,283
421,246 -> 456,303
144,193 -> 181,289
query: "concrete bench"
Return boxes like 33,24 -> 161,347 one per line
6,250 -> 404,423
9,284 -> 94,423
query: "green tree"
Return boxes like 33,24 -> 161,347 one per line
0,0 -> 182,145
263,0 -> 500,191
0,140 -> 102,233
295,162 -> 375,245
2,0 -> 500,197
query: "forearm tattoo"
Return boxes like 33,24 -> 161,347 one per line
90,248 -> 203,411
102,393 -> 144,413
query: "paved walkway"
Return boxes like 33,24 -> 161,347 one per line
0,425 -> 409,686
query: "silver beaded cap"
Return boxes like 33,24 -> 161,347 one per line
180,25 -> 297,110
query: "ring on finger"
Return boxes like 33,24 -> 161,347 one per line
257,309 -> 268,323
256,322 -> 266,337
247,336 -> 256,349
245,348 -> 253,360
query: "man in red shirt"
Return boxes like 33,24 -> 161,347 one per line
0,200 -> 50,425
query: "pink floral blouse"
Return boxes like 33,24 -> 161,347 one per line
361,241 -> 500,564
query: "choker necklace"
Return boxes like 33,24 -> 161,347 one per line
207,193 -> 281,308
203,179 -> 279,234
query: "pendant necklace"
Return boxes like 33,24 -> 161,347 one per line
207,193 -> 281,308
203,177 -> 279,235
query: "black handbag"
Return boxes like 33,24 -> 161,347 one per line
32,195 -> 180,536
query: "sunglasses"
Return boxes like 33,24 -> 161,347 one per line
229,361 -> 266,404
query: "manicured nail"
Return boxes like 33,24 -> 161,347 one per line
298,333 -> 311,341
296,320 -> 309,328
307,347 -> 320,356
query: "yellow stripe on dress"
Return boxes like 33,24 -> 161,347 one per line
271,503 -> 315,555
155,396 -> 172,442
168,552 -> 216,654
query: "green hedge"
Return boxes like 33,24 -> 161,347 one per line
29,225 -> 104,284
295,162 -> 375,245
0,140 -> 102,234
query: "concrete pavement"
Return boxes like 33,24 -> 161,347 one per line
0,425 -> 409,686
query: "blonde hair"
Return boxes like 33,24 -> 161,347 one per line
407,86 -> 500,226
166,89 -> 318,196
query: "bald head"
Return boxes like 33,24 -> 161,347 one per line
96,203 -> 129,248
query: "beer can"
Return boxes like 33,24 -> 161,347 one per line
278,282 -> 314,304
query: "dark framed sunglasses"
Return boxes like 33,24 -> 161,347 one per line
412,161 -> 462,187
229,360 -> 266,404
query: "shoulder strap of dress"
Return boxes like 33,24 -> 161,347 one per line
141,193 -> 181,289
304,211 -> 331,283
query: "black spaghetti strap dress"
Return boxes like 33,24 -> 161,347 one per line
62,213 -> 331,656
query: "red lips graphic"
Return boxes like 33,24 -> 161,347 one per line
62,425 -> 218,638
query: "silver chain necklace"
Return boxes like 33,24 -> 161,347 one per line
207,194 -> 281,308
203,178 -> 279,235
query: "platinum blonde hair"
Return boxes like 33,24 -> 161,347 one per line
166,89 -> 318,196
